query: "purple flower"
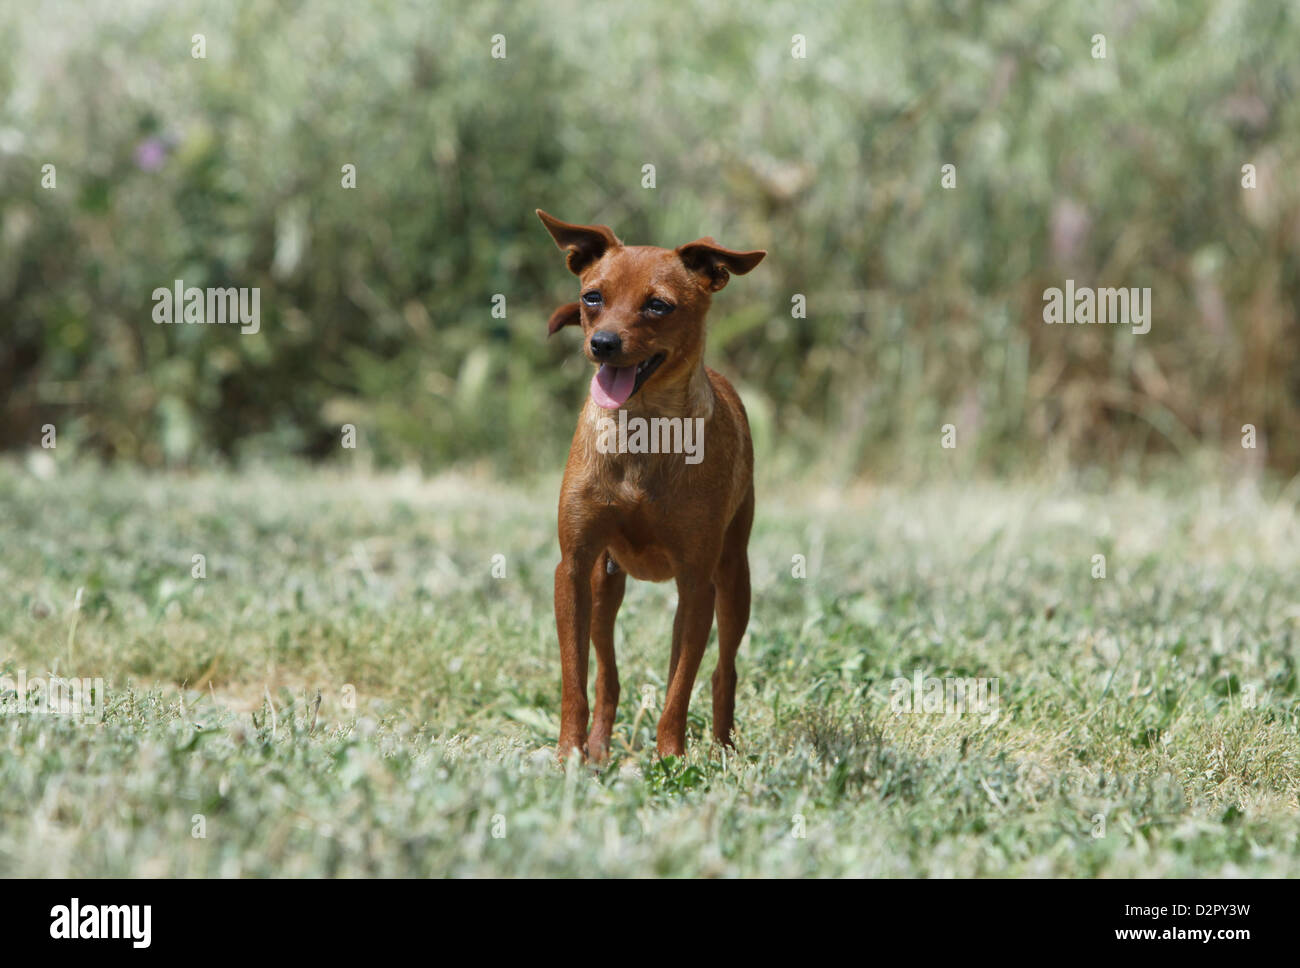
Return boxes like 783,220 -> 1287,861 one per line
134,136 -> 169,172
1050,199 -> 1091,267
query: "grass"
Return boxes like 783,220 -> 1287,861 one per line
1,456 -> 1298,877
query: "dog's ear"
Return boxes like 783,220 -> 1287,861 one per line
676,238 -> 766,292
546,301 -> 581,336
536,210 -> 621,275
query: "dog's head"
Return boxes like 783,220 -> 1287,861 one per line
537,209 -> 765,410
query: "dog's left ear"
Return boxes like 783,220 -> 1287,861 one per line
546,301 -> 581,336
676,238 -> 766,292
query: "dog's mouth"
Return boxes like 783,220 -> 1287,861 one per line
590,352 -> 667,410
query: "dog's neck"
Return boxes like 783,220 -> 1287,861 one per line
632,359 -> 714,419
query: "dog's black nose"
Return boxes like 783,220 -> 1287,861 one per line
590,331 -> 621,359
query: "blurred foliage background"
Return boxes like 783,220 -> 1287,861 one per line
1,0 -> 1297,478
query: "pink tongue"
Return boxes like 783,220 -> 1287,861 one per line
591,364 -> 636,409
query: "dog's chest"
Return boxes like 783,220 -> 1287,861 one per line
583,434 -> 679,496
587,463 -> 705,582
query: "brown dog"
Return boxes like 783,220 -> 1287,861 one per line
537,209 -> 765,762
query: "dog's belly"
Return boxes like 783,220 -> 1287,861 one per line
607,540 -> 676,583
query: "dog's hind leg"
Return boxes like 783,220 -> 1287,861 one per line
657,572 -> 716,758
587,551 -> 626,763
711,488 -> 753,747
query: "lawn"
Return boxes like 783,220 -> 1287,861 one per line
1,458 -> 1297,876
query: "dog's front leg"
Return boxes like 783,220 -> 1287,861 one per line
554,552 -> 596,760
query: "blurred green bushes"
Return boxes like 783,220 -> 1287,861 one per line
1,0 -> 1297,475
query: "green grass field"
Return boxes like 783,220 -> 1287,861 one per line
2,458 -> 1298,877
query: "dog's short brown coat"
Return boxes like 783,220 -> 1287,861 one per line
537,210 -> 765,760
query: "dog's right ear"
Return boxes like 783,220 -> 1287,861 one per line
546,301 -> 581,336
536,209 -> 621,274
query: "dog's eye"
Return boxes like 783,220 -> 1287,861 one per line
646,298 -> 674,316
582,291 -> 602,307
